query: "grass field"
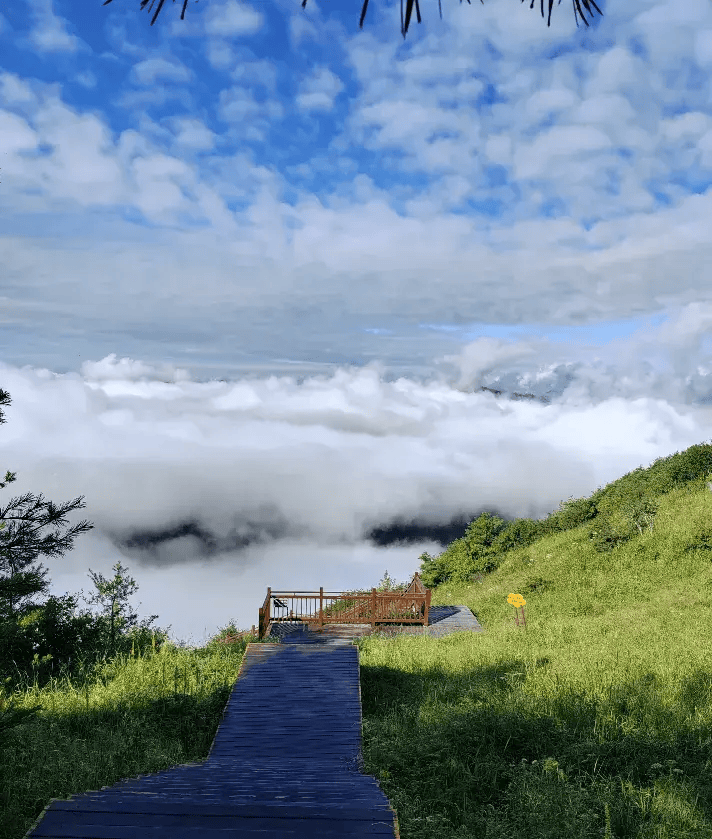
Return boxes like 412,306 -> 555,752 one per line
353,476 -> 712,838
3,466 -> 712,837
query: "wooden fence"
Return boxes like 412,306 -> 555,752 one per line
258,572 -> 430,639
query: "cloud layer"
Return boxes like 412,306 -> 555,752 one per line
1,0 -> 712,644
1,350 -> 710,648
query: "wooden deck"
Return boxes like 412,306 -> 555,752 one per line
23,643 -> 400,838
259,572 -> 431,638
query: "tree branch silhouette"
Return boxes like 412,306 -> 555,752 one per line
101,0 -> 603,39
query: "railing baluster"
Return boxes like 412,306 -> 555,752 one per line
259,573 -> 430,639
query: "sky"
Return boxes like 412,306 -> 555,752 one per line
2,0 -> 712,648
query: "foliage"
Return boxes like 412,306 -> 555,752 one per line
101,0 -> 604,40
490,515 -> 551,553
81,560 -> 166,662
417,537 -> 467,587
322,569 -> 414,617
419,442 -> 712,582
418,512 -> 513,587
416,550 -> 440,588
0,388 -> 173,736
539,495 -> 599,536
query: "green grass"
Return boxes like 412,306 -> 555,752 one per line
3,471 -> 712,837
353,477 -> 712,838
0,629 -> 281,839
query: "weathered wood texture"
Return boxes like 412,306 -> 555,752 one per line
23,643 -> 399,838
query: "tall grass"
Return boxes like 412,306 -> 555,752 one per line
0,626 -> 281,839
3,473 -> 712,837
353,477 -> 712,838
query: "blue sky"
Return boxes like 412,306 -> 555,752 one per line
2,0 -> 712,647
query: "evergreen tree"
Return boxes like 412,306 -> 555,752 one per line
0,388 -> 96,669
0,388 -> 171,691
81,560 -> 162,661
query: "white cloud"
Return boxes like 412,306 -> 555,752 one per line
0,110 -> 37,155
295,67 -> 345,112
512,124 -> 613,180
524,86 -> 579,121
131,57 -> 193,85
0,72 -> 35,103
169,117 -> 217,149
2,0 -> 712,644
203,0 -> 264,37
26,0 -> 84,53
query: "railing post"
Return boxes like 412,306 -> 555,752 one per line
258,577 -> 431,638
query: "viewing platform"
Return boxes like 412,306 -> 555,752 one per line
258,571 -> 431,639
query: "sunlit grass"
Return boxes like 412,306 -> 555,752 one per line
0,628 -> 281,839
3,479 -> 712,837
352,480 -> 712,838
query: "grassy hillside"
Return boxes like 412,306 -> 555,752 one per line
3,442 -> 712,838
353,443 -> 712,837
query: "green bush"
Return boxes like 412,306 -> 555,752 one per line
540,496 -> 599,535
0,593 -> 172,695
418,443 -> 712,582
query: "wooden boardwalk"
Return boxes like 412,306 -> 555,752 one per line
23,642 -> 400,838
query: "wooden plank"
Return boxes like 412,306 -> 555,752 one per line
30,806 -> 397,837
41,800 -> 396,819
24,642 -> 399,839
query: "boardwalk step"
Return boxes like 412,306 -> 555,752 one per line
38,800 -> 395,818
24,643 -> 399,839
28,801 -> 397,837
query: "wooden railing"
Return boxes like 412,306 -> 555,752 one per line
258,572 -> 430,639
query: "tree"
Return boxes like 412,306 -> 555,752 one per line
102,0 -> 603,40
0,389 -> 94,738
0,389 -> 171,692
0,389 -> 95,636
0,479 -> 94,623
81,560 -> 163,661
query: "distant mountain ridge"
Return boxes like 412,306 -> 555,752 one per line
476,385 -> 552,404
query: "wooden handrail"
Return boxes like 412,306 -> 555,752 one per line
258,572 -> 430,639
